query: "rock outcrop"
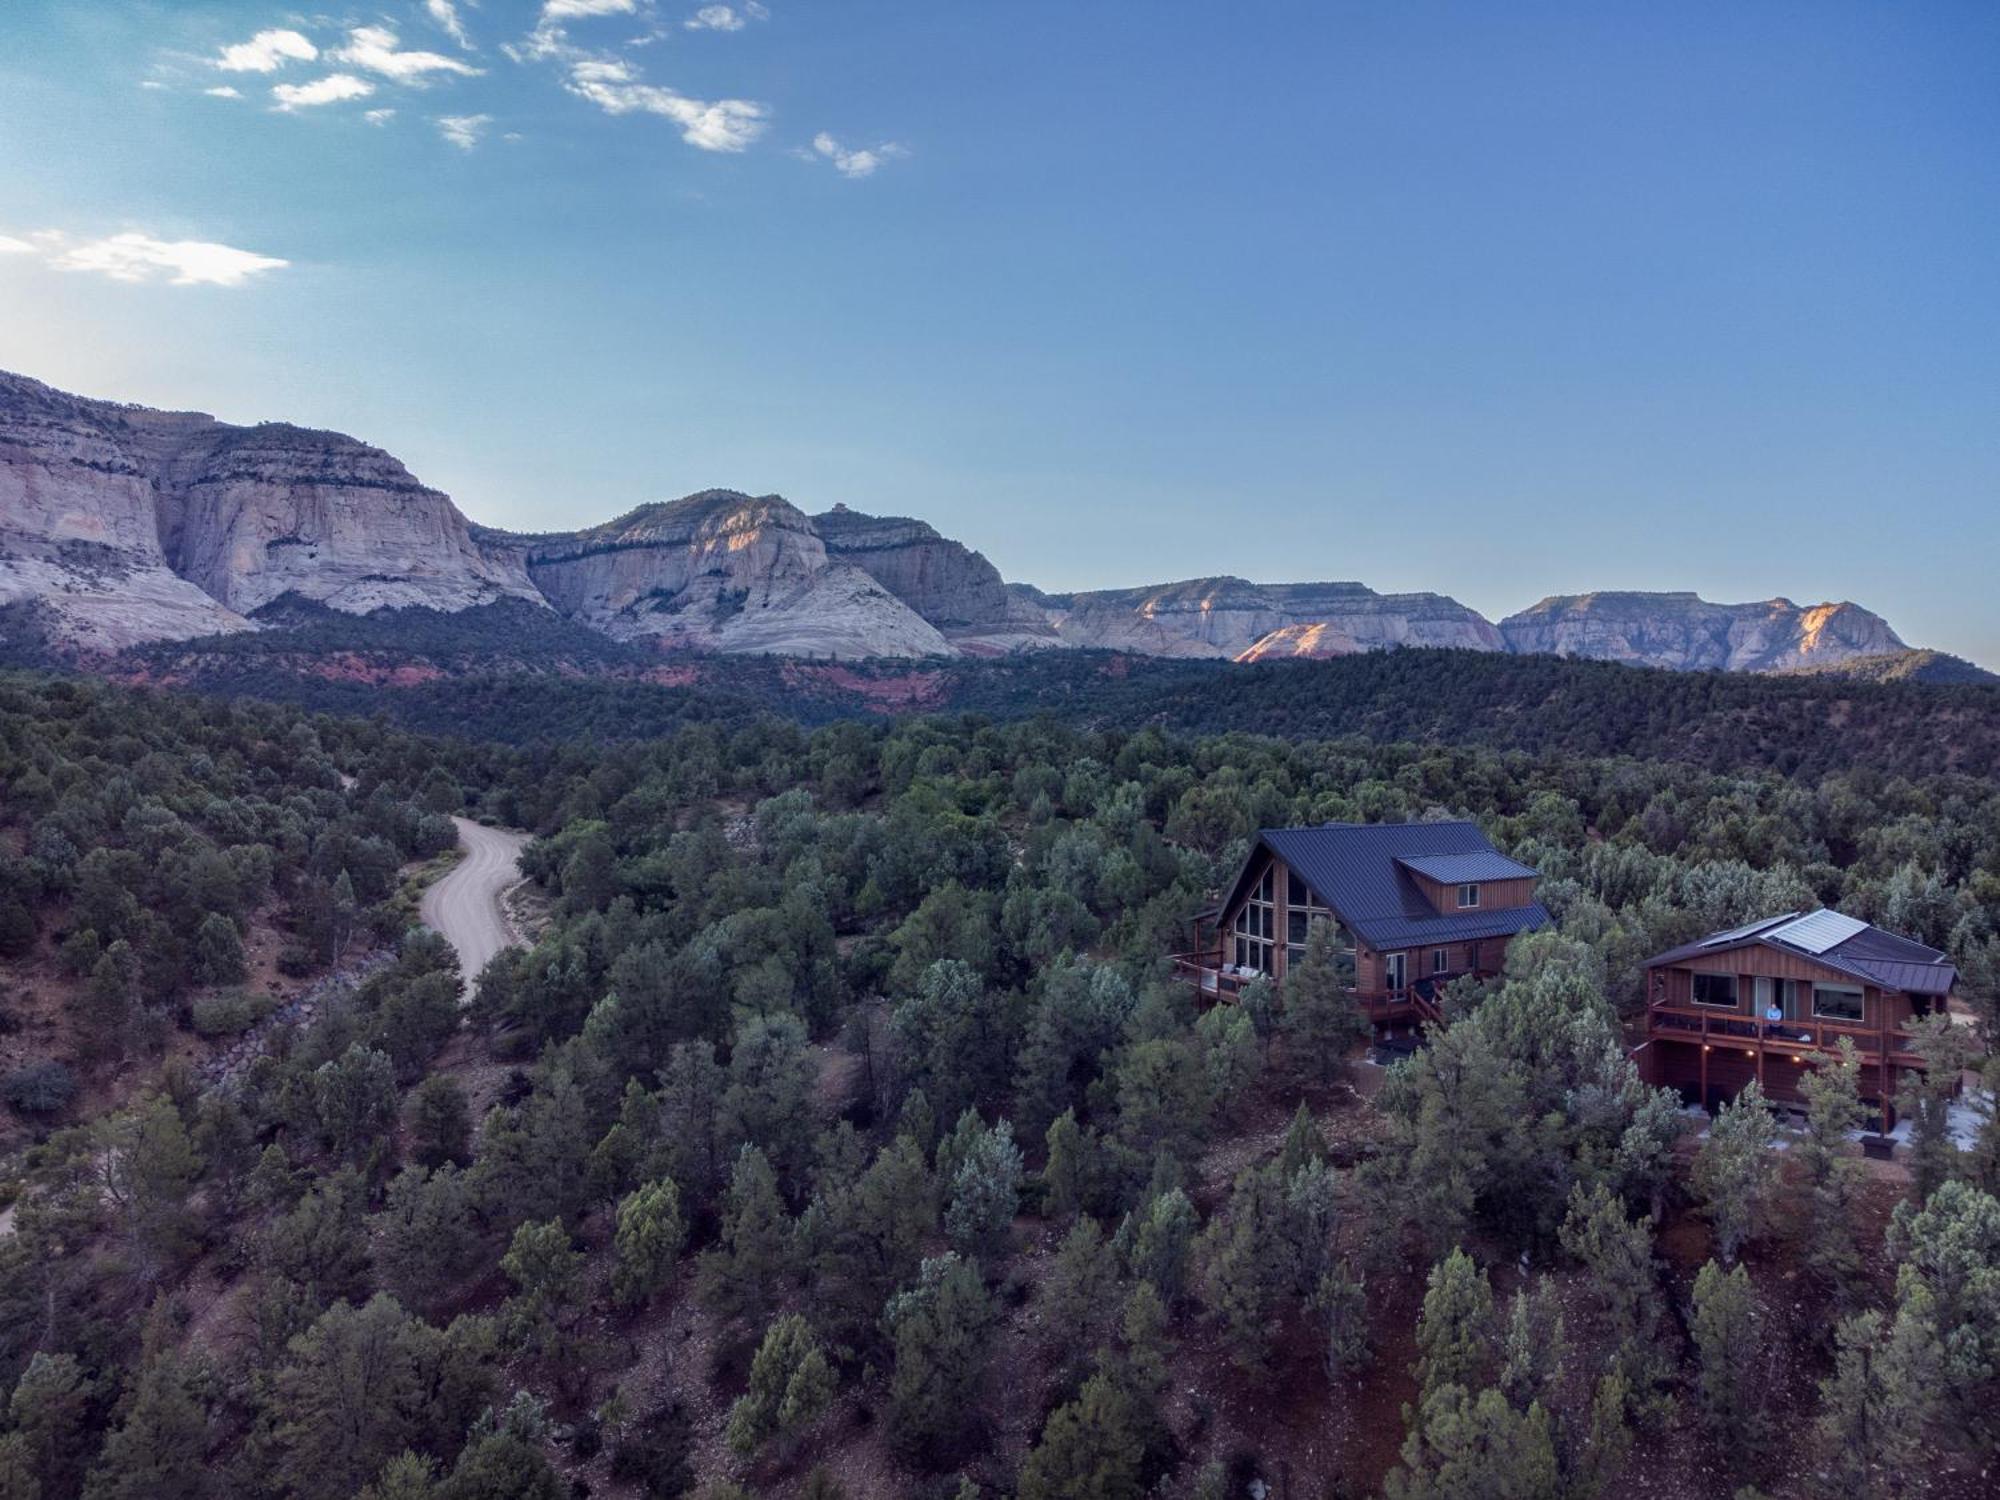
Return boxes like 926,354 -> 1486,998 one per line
491,491 -> 953,659
0,370 -> 1942,673
0,371 -> 537,649
812,504 -> 1060,654
1035,577 -> 1504,660
1497,592 -> 1907,672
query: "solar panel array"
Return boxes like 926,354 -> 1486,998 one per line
1699,914 -> 1796,949
1769,909 -> 1870,955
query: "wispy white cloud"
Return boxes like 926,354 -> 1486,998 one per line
543,0 -> 639,18
806,131 -> 906,179
427,0 -> 476,49
272,74 -> 376,111
365,108 -> 399,126
564,56 -> 767,151
140,81 -> 168,91
685,3 -> 768,32
436,113 -> 494,150
334,25 -> 483,83
2,229 -> 287,288
204,85 -> 243,99
216,28 -> 318,73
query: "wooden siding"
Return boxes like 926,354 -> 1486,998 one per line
1406,872 -> 1538,916
1649,945 -> 1930,1032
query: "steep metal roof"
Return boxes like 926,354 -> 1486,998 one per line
1222,822 -> 1552,952
1396,851 -> 1539,885
1646,909 -> 1958,996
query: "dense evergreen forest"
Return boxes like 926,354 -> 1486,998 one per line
1,667 -> 1999,1499
55,612 -> 2000,781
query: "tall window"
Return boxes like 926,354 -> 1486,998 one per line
1431,947 -> 1450,975
1456,883 -> 1481,909
1384,952 -> 1407,992
1286,870 -> 1336,968
1232,863 -> 1275,973
1691,972 -> 1738,1008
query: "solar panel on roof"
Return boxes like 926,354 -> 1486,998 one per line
1769,909 -> 1869,955
1700,914 -> 1795,949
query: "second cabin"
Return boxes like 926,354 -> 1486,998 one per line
1174,821 -> 1552,1029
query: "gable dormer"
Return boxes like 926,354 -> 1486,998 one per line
1392,852 -> 1540,916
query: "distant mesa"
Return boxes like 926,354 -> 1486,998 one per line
0,369 -> 1958,676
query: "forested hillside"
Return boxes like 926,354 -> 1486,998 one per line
76,616 -> 2000,780
2,671 -> 1999,1498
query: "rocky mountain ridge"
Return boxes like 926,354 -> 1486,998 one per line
0,370 -> 1942,672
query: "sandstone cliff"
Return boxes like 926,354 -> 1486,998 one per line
0,372 -> 536,648
490,491 -> 953,659
1036,577 -> 1503,660
812,504 -> 1060,654
1497,592 -> 1907,672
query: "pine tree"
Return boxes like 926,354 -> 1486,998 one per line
1690,1259 -> 1766,1460
1557,1182 -> 1668,1419
1385,1384 -> 1560,1500
886,1254 -> 994,1465
1318,1258 -> 1372,1378
724,1314 -> 837,1456
192,912 -> 247,985
1283,918 -> 1367,1083
1497,1281 -> 1564,1412
1042,1218 -> 1120,1383
500,1219 -> 582,1356
7,1352 -> 95,1499
1414,1249 -> 1494,1402
944,1117 -> 1024,1264
611,1177 -> 688,1309
82,1355 -> 210,1500
405,1075 -> 473,1173
1123,1187 -> 1197,1308
699,1144 -> 794,1326
1898,1015 -> 1974,1202
1199,1164 -> 1292,1374
1043,1108 -> 1091,1221
1796,1039 -> 1867,1299
1015,1374 -> 1147,1500
1814,1302 -> 1942,1500
1275,1101 -> 1328,1179
1690,1080 -> 1778,1263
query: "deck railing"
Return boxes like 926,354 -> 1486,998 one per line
1645,1003 -> 1931,1067
1170,952 -> 1448,1027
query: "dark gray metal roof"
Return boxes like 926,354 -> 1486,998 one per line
1223,822 -> 1552,952
1396,851 -> 1539,885
1646,909 -> 1958,997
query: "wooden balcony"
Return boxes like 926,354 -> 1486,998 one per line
1644,1003 -> 1932,1069
1170,952 -> 1446,1028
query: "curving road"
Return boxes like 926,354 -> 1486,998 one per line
421,817 -> 532,999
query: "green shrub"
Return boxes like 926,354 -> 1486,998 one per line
191,989 -> 276,1037
4,1060 -> 76,1115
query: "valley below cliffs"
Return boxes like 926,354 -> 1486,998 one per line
0,369 -> 1957,675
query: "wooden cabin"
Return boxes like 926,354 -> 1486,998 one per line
1636,910 -> 1962,1131
1173,822 -> 1551,1029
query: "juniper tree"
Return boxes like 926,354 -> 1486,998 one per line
407,1075 -> 473,1171
1015,1373 -> 1147,1500
1814,1301 -> 1942,1500
699,1144 -> 794,1327
1691,1080 -> 1778,1263
1042,1108 -> 1091,1221
6,1352 -> 95,1500
724,1314 -> 837,1457
1386,1384 -> 1560,1500
1120,1186 -> 1197,1308
1497,1280 -> 1565,1412
1042,1218 -> 1120,1385
500,1219 -> 582,1356
806,1133 -> 936,1356
1690,1259 -> 1767,1460
1413,1249 -> 1494,1402
886,1254 -> 994,1466
1796,1039 -> 1867,1299
1898,1014 -> 1975,1203
1318,1258 -> 1372,1379
1885,1178 -> 2000,1453
81,1354 -> 210,1500
1283,918 -> 1368,1083
1199,1164 -> 1293,1374
1557,1182 -> 1669,1421
611,1177 -> 688,1309
943,1116 -> 1024,1264
1276,1101 -> 1329,1179
374,1165 -> 483,1317
1281,1156 -> 1341,1297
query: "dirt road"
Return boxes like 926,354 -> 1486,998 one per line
421,817 -> 532,997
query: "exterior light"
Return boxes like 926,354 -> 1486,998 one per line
1745,1049 -> 1756,1058
1702,1045 -> 1711,1052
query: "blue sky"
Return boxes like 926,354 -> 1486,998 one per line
3,2 -> 1997,662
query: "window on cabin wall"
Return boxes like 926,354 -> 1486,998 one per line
1812,984 -> 1865,1023
1232,863 -> 1275,973
1431,947 -> 1450,975
1456,883 -> 1481,908
1691,972 -> 1738,1008
1384,952 -> 1407,991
